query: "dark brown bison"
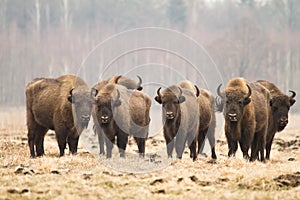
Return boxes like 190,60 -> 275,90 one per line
256,80 -> 296,159
216,78 -> 270,162
93,82 -> 151,158
178,80 -> 217,159
92,75 -> 144,155
155,85 -> 199,161
108,75 -> 143,90
26,75 -> 94,157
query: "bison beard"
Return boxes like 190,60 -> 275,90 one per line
26,75 -> 93,157
155,85 -> 199,161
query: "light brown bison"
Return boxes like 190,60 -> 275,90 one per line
178,80 -> 217,159
256,80 -> 296,159
155,85 -> 199,161
26,75 -> 94,157
93,83 -> 151,158
217,78 -> 270,162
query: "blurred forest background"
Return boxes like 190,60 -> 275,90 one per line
0,0 -> 299,112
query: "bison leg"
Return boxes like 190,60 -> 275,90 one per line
175,132 -> 186,159
250,129 -> 267,162
27,121 -> 48,158
35,130 -> 47,157
266,133 -> 275,160
134,137 -> 146,158
164,135 -> 174,158
257,129 -> 267,162
55,129 -> 68,157
239,140 -> 250,160
97,129 -> 105,155
67,133 -> 79,155
207,126 -> 217,159
226,135 -> 238,157
105,137 -> 115,158
117,131 -> 128,158
197,130 -> 207,155
225,132 -> 238,157
187,132 -> 197,161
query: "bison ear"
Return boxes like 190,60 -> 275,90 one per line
243,97 -> 251,105
137,86 -> 143,91
178,96 -> 186,104
290,98 -> 296,106
91,88 -> 98,97
114,99 -> 121,107
154,96 -> 162,104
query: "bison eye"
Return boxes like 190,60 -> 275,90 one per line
239,101 -> 243,105
272,106 -> 278,111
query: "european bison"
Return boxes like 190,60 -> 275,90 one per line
256,80 -> 296,159
92,75 -> 144,155
178,80 -> 217,159
155,85 -> 199,161
93,82 -> 151,158
216,78 -> 270,162
26,75 -> 94,157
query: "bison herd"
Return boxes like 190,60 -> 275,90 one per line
26,75 -> 296,163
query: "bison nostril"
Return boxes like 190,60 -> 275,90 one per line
280,117 -> 288,123
101,116 -> 109,120
166,112 -> 173,116
81,115 -> 90,121
228,113 -> 237,121
166,112 -> 174,119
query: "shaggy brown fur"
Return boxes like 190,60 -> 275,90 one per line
256,80 -> 296,159
26,75 -> 93,157
217,77 -> 270,162
155,85 -> 199,161
93,83 -> 151,158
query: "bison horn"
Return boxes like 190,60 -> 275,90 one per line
157,87 -> 162,97
246,84 -> 252,99
69,88 -> 74,95
116,89 -> 120,100
91,88 -> 98,97
289,90 -> 296,98
178,87 -> 183,97
194,85 -> 200,97
115,75 -> 122,84
137,75 -> 142,86
217,84 -> 222,96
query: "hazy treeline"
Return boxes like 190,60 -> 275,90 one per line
0,0 -> 299,112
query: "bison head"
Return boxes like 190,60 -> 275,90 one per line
94,87 -> 121,125
216,84 -> 252,123
270,90 -> 296,131
155,86 -> 185,120
68,87 -> 95,129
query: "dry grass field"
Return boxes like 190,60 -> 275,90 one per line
0,107 -> 299,200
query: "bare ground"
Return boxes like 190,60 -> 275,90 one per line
0,108 -> 299,200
